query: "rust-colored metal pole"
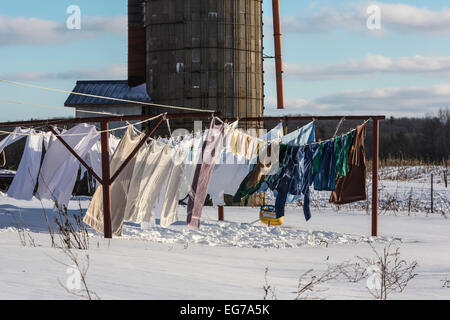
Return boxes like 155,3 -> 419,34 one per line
372,119 -> 379,237
272,0 -> 285,109
218,205 -> 225,221
100,120 -> 112,239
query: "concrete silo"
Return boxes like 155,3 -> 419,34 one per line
139,0 -> 264,129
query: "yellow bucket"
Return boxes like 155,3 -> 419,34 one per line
259,205 -> 284,226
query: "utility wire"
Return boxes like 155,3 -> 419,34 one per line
0,99 -> 124,117
0,79 -> 215,113
0,114 -> 163,137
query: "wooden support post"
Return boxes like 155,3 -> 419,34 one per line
444,169 -> 448,188
372,119 -> 379,237
100,121 -> 112,239
431,174 -> 434,213
218,205 -> 225,221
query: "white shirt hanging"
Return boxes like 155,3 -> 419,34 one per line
37,123 -> 100,209
7,130 -> 44,201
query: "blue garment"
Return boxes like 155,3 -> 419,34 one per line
313,140 -> 337,191
260,122 -> 316,195
281,121 -> 316,146
268,144 -> 318,220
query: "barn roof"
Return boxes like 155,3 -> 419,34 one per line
64,80 -> 151,106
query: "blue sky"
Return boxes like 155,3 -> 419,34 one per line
1,1 -> 450,121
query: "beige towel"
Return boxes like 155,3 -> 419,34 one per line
83,126 -> 143,236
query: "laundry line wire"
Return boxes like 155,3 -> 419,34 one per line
0,113 -> 369,147
301,118 -> 371,149
0,99 -> 124,117
0,79 -> 215,113
0,114 -> 164,138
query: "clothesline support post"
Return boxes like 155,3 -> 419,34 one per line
218,205 -> 224,221
100,120 -> 113,239
371,118 -> 379,237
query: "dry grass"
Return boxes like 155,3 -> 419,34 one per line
52,247 -> 100,300
54,205 -> 89,251
263,267 -> 278,300
11,211 -> 36,247
368,158 -> 449,170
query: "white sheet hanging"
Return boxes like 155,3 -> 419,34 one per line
7,130 -> 43,200
178,132 -> 202,201
124,140 -> 165,222
207,122 -> 285,206
81,134 -> 121,185
158,139 -> 190,227
43,129 -> 63,152
37,123 -> 100,209
134,144 -> 175,224
83,126 -> 143,236
0,127 -> 31,153
208,151 -> 250,206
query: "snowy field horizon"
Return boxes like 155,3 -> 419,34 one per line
0,165 -> 448,300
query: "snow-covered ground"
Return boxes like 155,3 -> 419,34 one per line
0,166 -> 448,300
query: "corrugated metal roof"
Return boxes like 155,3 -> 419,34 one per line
64,80 -> 151,106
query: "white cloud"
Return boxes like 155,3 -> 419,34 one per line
0,64 -> 127,81
0,15 -> 126,46
265,54 -> 450,81
265,84 -> 450,117
280,2 -> 450,36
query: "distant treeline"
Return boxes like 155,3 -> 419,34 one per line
266,108 -> 449,164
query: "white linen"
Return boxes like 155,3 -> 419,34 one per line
37,124 -> 100,209
83,126 -> 142,236
7,131 -> 43,200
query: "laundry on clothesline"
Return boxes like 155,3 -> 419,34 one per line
1,115 -> 369,233
83,126 -> 143,236
37,123 -> 100,209
187,119 -> 225,228
207,121 -> 284,207
233,121 -> 316,205
7,130 -> 43,201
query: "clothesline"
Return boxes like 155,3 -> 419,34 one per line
0,79 -> 215,113
0,99 -> 125,117
0,114 -> 164,137
218,116 -> 370,146
1,115 -> 373,235
300,118 -> 371,148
